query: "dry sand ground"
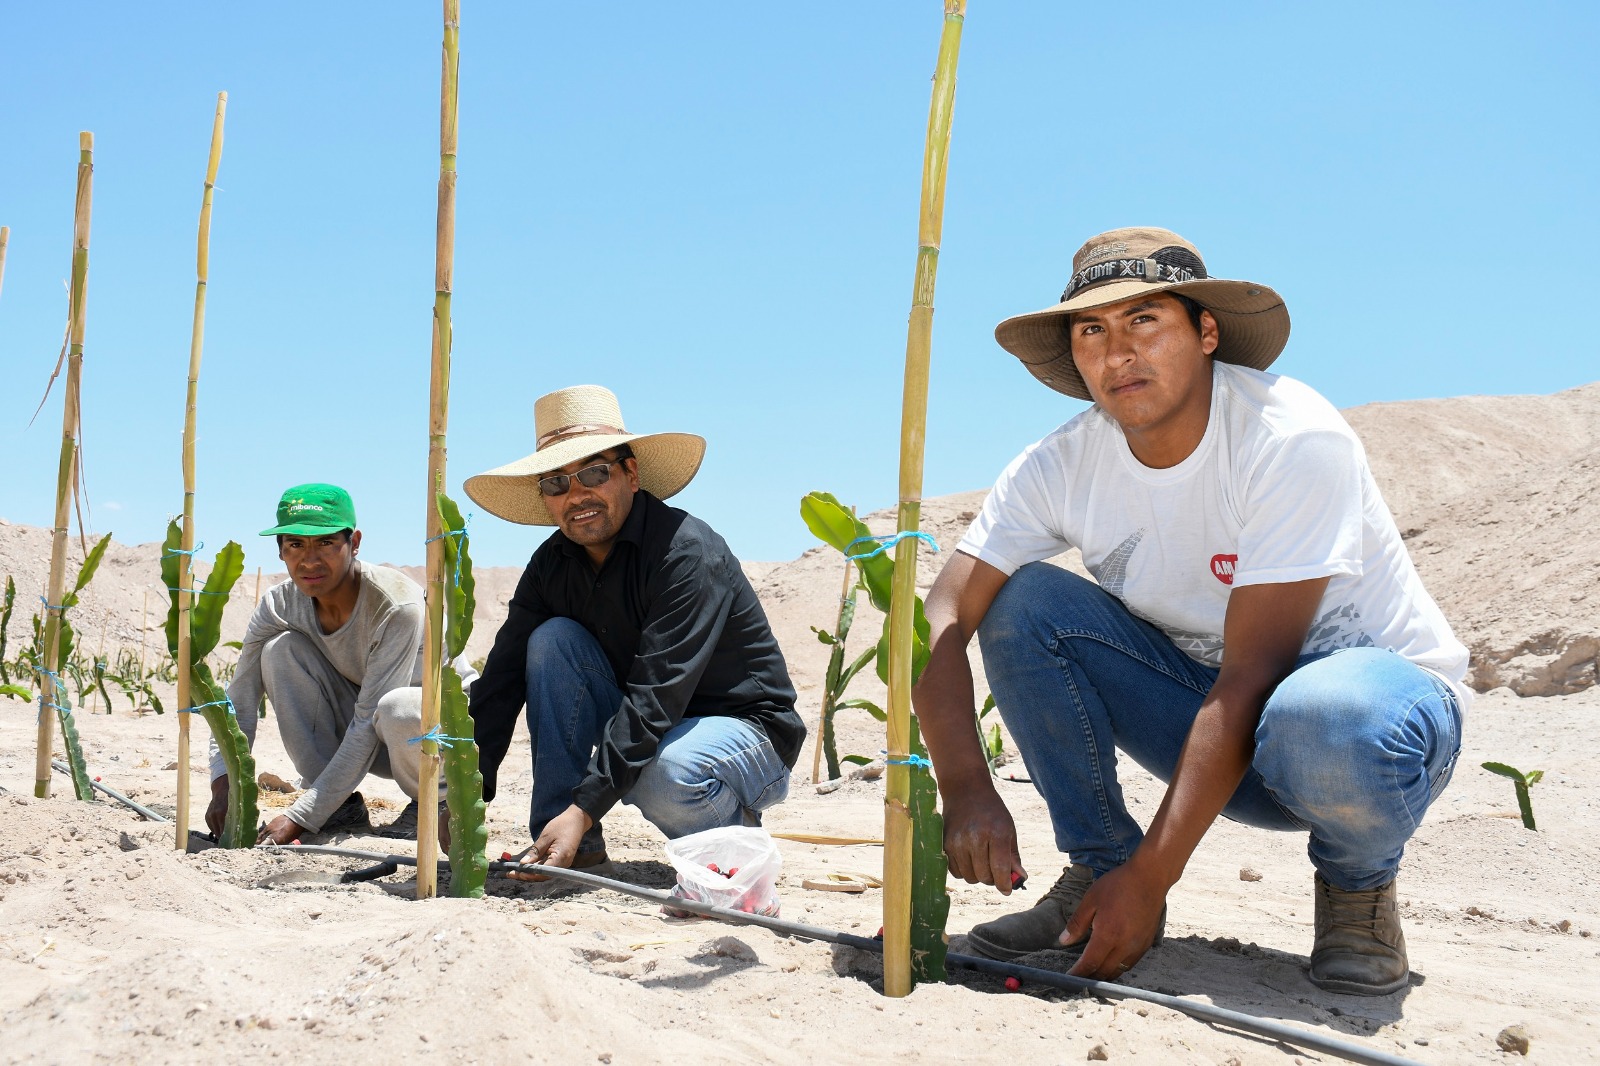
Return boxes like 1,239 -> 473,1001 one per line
2,382 -> 1598,1064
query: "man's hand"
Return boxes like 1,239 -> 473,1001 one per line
507,804 -> 593,882
1063,859 -> 1169,980
205,775 -> 230,837
942,787 -> 1027,895
257,814 -> 308,846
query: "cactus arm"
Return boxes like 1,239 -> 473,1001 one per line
907,717 -> 950,982
436,492 -> 487,897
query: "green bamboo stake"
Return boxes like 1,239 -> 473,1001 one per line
418,0 -> 461,897
35,133 -> 94,799
174,92 -> 227,847
884,1 -> 966,998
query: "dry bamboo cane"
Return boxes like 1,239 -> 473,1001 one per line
139,589 -> 149,679
883,1 -> 966,998
35,134 -> 95,798
0,226 -> 10,301
417,0 -> 461,897
175,93 -> 227,847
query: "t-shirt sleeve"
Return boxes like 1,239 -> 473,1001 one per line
957,447 -> 1072,575
1233,429 -> 1364,588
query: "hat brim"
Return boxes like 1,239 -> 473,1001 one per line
258,522 -> 354,537
994,278 -> 1290,400
463,431 -> 706,525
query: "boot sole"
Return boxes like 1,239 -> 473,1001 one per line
1307,970 -> 1410,997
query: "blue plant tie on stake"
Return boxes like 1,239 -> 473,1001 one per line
425,514 -> 472,589
408,724 -> 473,749
179,695 -> 238,716
38,596 -> 67,612
885,752 -> 932,770
162,544 -> 225,592
844,530 -> 940,562
31,666 -> 72,722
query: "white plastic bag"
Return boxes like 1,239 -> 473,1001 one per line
663,825 -> 782,917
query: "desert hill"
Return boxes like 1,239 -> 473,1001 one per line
2,381 -> 1594,700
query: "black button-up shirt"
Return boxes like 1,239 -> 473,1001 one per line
469,490 -> 803,820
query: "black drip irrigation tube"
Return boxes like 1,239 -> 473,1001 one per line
52,760 -> 171,823
263,843 -> 1425,1066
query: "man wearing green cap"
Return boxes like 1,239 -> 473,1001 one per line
207,483 -> 457,843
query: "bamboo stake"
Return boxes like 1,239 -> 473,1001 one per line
96,617 -> 108,713
883,1 -> 966,998
35,133 -> 95,798
0,226 -> 9,301
417,0 -> 460,897
175,93 -> 227,848
253,566 -> 262,607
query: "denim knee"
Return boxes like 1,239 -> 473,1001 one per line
526,617 -> 601,670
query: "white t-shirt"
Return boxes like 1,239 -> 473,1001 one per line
959,363 -> 1471,707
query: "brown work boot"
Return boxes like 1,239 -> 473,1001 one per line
1309,874 -> 1410,996
965,863 -> 1166,961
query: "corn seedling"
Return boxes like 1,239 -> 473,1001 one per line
161,522 -> 257,847
801,491 -> 948,985
1483,761 -> 1543,831
417,0 -> 462,898
436,492 -> 488,897
35,133 -> 95,799
809,554 -> 882,782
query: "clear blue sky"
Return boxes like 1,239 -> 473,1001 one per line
2,2 -> 1595,570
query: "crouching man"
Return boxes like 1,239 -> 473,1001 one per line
465,385 -> 805,877
916,227 -> 1466,996
209,483 -> 453,843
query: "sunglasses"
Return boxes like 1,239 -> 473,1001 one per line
538,456 -> 628,497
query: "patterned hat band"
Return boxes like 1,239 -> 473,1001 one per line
535,422 -> 626,450
1060,254 -> 1208,303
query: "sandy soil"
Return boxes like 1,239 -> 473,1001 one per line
2,382 -> 1597,1064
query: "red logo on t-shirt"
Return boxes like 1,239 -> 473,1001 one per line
1210,554 -> 1238,585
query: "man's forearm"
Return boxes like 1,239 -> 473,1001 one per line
913,636 -> 994,796
1130,675 -> 1268,886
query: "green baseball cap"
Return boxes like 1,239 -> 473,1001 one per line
259,483 -> 358,537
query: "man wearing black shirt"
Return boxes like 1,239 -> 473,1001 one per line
465,385 -> 803,876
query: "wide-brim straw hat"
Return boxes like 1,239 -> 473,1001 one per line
463,384 -> 706,526
994,226 -> 1290,401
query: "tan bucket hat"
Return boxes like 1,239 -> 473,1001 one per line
463,385 -> 706,526
994,226 -> 1291,400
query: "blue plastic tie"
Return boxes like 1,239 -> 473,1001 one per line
425,514 -> 472,588
844,531 -> 940,562
31,666 -> 72,721
163,542 -> 205,556
885,753 -> 932,770
408,724 -> 473,749
38,596 -> 67,612
179,695 -> 237,716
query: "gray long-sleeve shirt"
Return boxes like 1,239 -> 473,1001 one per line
216,562 -> 425,829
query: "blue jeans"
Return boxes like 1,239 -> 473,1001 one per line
524,618 -> 791,854
977,564 -> 1462,892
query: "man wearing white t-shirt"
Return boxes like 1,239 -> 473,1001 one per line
915,227 -> 1465,997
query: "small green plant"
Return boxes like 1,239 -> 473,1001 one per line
978,693 -> 1005,772
435,492 -> 487,897
18,535 -> 112,800
801,491 -> 947,982
161,521 -> 257,847
1483,761 -> 1543,830
811,558 -> 881,782
0,575 -> 15,685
